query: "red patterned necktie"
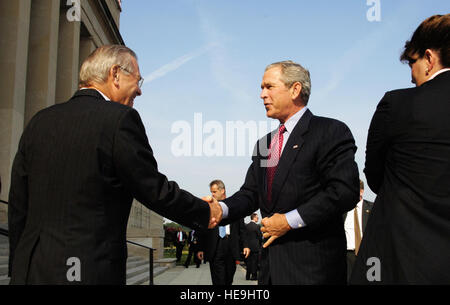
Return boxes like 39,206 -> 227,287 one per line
266,124 -> 286,203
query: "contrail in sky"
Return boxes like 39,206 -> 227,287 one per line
143,42 -> 218,85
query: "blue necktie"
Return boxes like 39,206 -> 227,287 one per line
219,226 -> 226,238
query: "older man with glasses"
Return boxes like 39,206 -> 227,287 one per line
8,45 -> 221,285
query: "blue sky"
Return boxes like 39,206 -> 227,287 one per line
119,0 -> 449,215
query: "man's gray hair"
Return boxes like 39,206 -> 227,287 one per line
265,60 -> 311,105
79,45 -> 138,87
209,179 -> 225,190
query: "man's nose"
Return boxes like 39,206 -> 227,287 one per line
260,88 -> 267,99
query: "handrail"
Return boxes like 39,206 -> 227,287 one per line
0,227 -> 7,237
0,199 -> 7,204
0,214 -> 155,285
126,240 -> 156,285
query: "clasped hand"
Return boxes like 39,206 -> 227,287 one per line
202,196 -> 223,229
260,213 -> 291,248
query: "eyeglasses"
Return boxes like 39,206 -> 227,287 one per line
408,58 -> 417,65
119,66 -> 144,88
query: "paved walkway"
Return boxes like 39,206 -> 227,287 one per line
153,262 -> 257,285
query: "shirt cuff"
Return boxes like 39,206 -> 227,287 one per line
219,201 -> 229,219
285,209 -> 306,229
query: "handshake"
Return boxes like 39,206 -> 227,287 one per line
202,196 -> 291,248
202,196 -> 223,229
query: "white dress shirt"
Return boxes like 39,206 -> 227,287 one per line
80,87 -> 110,101
344,200 -> 363,250
428,68 -> 450,81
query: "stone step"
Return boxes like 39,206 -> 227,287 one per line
126,263 -> 150,279
0,256 -> 8,265
0,264 -> 7,275
126,256 -> 142,263
154,258 -> 176,268
0,253 -> 171,285
0,249 -> 8,256
126,270 -> 149,285
126,266 -> 167,285
0,261 -> 170,285
0,276 -> 10,285
126,258 -> 148,269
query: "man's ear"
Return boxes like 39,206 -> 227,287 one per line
424,49 -> 438,73
110,65 -> 120,87
291,82 -> 302,100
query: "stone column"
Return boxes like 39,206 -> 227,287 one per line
24,0 -> 60,125
149,211 -> 165,259
0,0 -> 32,223
55,9 -> 80,104
79,36 -> 97,69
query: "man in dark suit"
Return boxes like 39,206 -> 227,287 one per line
212,60 -> 359,284
198,180 -> 250,285
344,179 -> 373,282
351,15 -> 450,284
245,213 -> 262,281
174,227 -> 186,263
184,229 -> 201,268
7,45 -> 221,285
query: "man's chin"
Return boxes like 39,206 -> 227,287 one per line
266,111 -> 277,120
126,99 -> 134,108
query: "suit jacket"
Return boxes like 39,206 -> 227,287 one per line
245,221 -> 262,253
200,219 -> 248,262
351,71 -> 450,284
187,230 -> 200,251
361,200 -> 373,233
174,231 -> 187,246
223,109 -> 359,284
8,89 -> 210,285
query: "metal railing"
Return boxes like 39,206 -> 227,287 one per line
0,200 -> 156,285
126,240 -> 156,285
0,200 -> 7,236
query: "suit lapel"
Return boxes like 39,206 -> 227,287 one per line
258,131 -> 275,210
362,200 -> 373,232
269,109 -> 313,211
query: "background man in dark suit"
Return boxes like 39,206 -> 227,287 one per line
351,14 -> 450,284
344,179 -> 373,282
212,60 -> 359,284
174,227 -> 186,263
184,229 -> 201,268
245,213 -> 262,281
7,45 -> 221,285
198,180 -> 250,285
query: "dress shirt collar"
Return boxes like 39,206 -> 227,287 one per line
282,106 -> 308,135
356,199 -> 363,210
428,68 -> 450,81
80,87 -> 110,101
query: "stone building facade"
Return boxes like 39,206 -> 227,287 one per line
0,0 -> 164,259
